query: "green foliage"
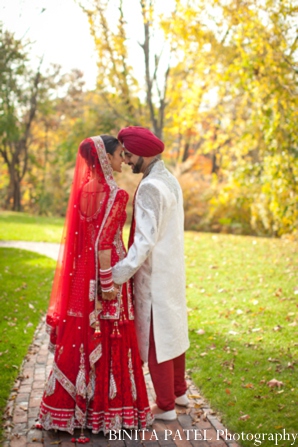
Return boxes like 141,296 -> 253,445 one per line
185,232 -> 298,446
0,248 -> 55,439
0,25 -> 44,211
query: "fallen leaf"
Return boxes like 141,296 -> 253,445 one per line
194,403 -> 203,408
196,329 -> 205,335
268,358 -> 281,363
192,418 -> 200,425
188,394 -> 202,399
267,378 -> 284,388
239,414 -> 250,421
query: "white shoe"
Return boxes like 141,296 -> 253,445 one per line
175,394 -> 189,406
153,409 -> 177,421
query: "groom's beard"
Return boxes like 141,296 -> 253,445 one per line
132,156 -> 144,174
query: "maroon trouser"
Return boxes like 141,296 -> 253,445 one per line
148,322 -> 187,411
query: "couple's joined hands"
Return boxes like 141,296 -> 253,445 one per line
102,283 -> 121,301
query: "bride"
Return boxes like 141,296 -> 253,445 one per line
38,135 -> 153,440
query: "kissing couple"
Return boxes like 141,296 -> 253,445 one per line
37,126 -> 190,441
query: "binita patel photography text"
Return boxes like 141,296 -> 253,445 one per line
109,428 -> 298,446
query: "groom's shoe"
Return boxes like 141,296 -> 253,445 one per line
151,404 -> 177,421
175,394 -> 189,406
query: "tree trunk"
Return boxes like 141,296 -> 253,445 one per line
12,178 -> 21,211
182,142 -> 190,162
211,152 -> 219,174
6,161 -> 22,211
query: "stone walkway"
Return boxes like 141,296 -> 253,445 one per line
1,241 -> 240,447
0,241 -> 60,261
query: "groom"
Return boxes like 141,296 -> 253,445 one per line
112,126 -> 189,420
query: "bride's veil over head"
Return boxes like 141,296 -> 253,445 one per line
46,136 -> 118,350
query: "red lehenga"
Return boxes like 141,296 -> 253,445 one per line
38,136 -> 153,435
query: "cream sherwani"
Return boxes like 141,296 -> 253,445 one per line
112,160 -> 189,363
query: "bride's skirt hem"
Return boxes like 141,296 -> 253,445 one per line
38,403 -> 154,435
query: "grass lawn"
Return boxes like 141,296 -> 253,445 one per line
0,211 -> 64,242
185,232 -> 298,447
0,248 -> 55,440
0,212 -> 297,446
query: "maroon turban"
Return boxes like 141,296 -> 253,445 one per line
118,126 -> 164,157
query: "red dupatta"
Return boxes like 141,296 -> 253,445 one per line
46,135 -> 118,354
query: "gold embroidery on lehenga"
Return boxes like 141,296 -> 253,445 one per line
113,227 -> 126,260
45,371 -> 56,396
52,361 -> 76,399
89,279 -> 96,301
89,342 -> 102,368
91,136 -> 118,311
128,349 -> 137,401
109,356 -> 117,400
66,416 -> 75,433
109,414 -> 122,431
75,404 -> 85,426
41,412 -> 53,430
75,344 -> 87,398
126,281 -> 134,320
89,310 -> 96,327
87,367 -> 96,401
